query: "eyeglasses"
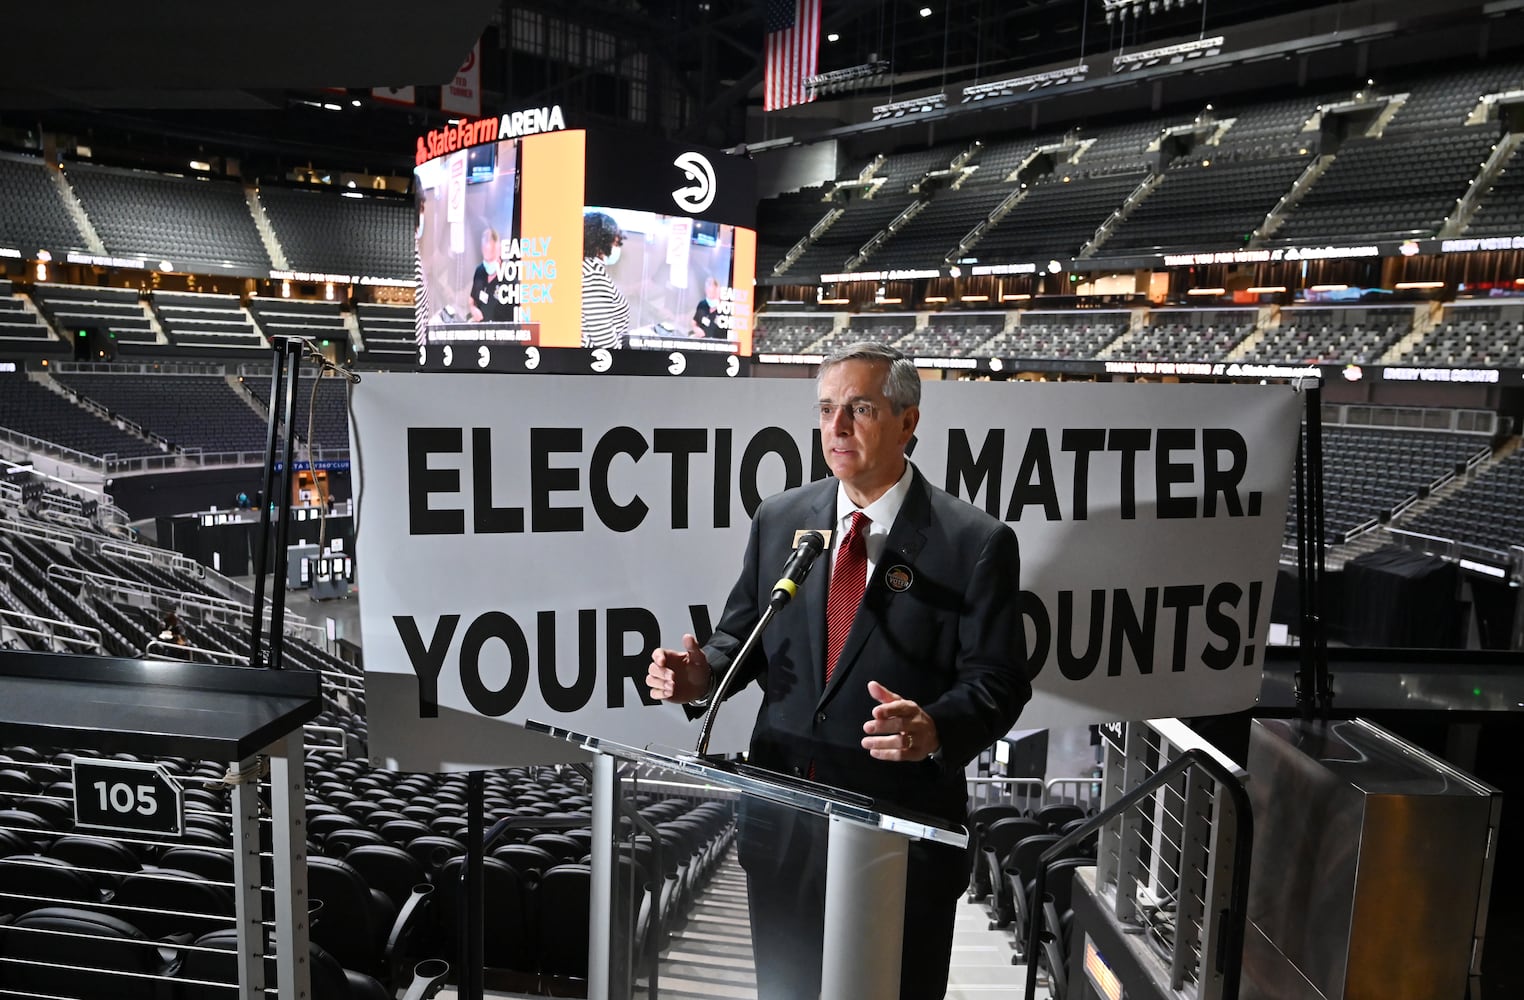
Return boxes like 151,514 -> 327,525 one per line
817,401 -> 881,422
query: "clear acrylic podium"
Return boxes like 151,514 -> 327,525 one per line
527,720 -> 969,1000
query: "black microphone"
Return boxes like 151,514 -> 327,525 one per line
770,531 -> 826,609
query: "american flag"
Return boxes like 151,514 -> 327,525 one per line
764,0 -> 821,112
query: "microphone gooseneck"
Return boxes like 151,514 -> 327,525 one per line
696,529 -> 827,756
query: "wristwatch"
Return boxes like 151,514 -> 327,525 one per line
689,670 -> 720,708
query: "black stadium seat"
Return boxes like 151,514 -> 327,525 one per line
534,863 -> 594,991
45,836 -> 143,893
432,856 -> 537,982
0,906 -> 173,1000
155,847 -> 235,884
981,817 -> 1046,926
342,844 -> 427,913
174,928 -> 394,1000
108,868 -> 235,940
306,856 -> 408,984
0,855 -> 100,917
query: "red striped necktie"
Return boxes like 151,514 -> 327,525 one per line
824,511 -> 869,683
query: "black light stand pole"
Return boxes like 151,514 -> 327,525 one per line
1306,381 -> 1333,713
1294,381 -> 1332,719
266,344 -> 304,672
1294,411 -> 1313,718
248,337 -> 305,671
460,771 -> 486,1000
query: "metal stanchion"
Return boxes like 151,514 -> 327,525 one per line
249,336 -> 305,670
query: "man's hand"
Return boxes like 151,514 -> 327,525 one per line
646,633 -> 713,704
861,680 -> 941,762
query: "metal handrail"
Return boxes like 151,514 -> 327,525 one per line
37,508 -> 95,532
48,564 -> 240,617
0,517 -> 76,548
145,639 -> 249,665
0,424 -> 112,473
98,538 -> 204,578
1022,747 -> 1253,1000
966,776 -> 1045,811
0,457 -> 124,518
308,665 -> 365,696
1044,775 -> 1102,807
303,724 -> 350,751
0,607 -> 103,652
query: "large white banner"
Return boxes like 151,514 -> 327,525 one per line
351,374 -> 1300,770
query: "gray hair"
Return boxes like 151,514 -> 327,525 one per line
818,341 -> 921,413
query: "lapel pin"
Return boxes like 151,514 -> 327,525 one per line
885,564 -> 913,593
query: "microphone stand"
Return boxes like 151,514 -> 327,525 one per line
694,603 -> 780,757
694,530 -> 824,757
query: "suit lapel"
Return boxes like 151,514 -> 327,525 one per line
802,485 -> 837,695
817,470 -> 932,710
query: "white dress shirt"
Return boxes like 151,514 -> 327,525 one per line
831,460 -> 915,583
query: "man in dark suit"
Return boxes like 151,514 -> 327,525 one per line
647,342 -> 1030,999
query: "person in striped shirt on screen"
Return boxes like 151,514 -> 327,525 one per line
413,188 -> 430,348
581,211 -> 630,350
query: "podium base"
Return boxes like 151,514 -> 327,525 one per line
822,815 -> 908,1000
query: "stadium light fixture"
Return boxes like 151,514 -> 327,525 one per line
1309,284 -> 1349,292
961,64 -> 1090,102
818,297 -> 851,305
1187,287 -> 1226,295
870,92 -> 947,120
1247,285 -> 1287,293
960,294 -> 990,301
924,295 -> 949,303
809,60 -> 889,96
1394,281 -> 1444,289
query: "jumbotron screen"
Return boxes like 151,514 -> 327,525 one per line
413,111 -> 757,358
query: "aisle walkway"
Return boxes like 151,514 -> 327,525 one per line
635,847 -> 1048,1000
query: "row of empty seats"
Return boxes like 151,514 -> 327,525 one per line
52,371 -> 270,455
0,372 -> 163,460
752,306 -> 1445,365
150,291 -> 264,351
1285,427 -> 1489,542
0,279 -> 49,345
0,282 -> 425,363
763,62 -> 1524,279
0,153 -> 413,280
65,162 -> 271,274
31,283 -> 157,347
1402,448 -> 1524,554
